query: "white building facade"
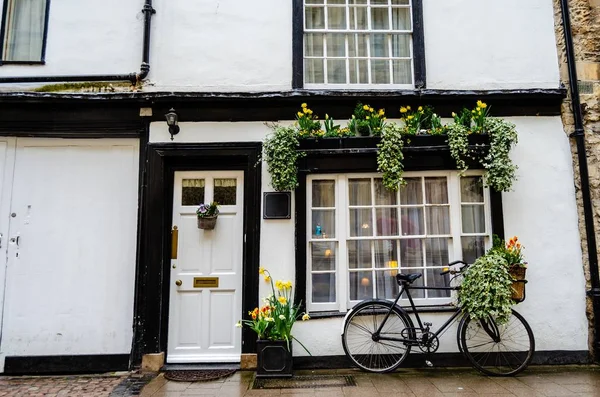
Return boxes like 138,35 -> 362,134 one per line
0,0 -> 589,373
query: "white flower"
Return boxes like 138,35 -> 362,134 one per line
279,315 -> 286,320
302,313 -> 310,321
265,317 -> 274,322
235,322 -> 242,328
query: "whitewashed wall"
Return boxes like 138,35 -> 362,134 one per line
0,0 -> 141,77
0,0 -> 559,91
149,116 -> 588,356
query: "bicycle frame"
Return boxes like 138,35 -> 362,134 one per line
374,282 -> 464,345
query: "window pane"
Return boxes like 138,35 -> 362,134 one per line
305,59 -> 325,83
214,178 -> 236,205
392,59 -> 412,84
349,7 -> 368,30
391,0 -> 409,4
426,206 -> 450,235
461,177 -> 484,203
376,270 -> 399,299
391,35 -> 410,57
3,0 -> 47,62
305,33 -> 324,56
311,242 -> 336,271
350,271 -> 373,300
326,33 -> 346,56
348,33 -> 368,57
327,7 -> 347,29
329,0 -> 346,4
312,180 -> 335,207
391,7 -> 411,30
425,177 -> 448,204
462,205 -> 485,233
349,179 -> 372,205
350,0 -> 367,4
348,240 -> 372,269
312,273 -> 336,303
376,208 -> 398,236
306,7 -> 325,29
425,238 -> 449,268
327,59 -> 347,83
182,179 -> 205,206
400,239 -> 422,267
371,59 -> 390,84
374,240 -> 397,268
402,275 -> 424,298
371,8 -> 389,30
375,178 -> 397,205
370,34 -> 388,57
350,209 -> 373,236
312,209 -> 336,238
426,269 -> 451,298
400,207 -> 424,235
349,58 -> 368,83
306,0 -> 324,3
400,178 -> 422,204
371,0 -> 388,4
462,236 -> 486,264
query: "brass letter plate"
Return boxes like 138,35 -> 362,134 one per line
193,277 -> 219,288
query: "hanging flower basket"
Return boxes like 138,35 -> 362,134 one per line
197,216 -> 218,230
509,265 -> 527,303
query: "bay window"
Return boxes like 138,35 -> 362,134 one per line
307,171 -> 491,312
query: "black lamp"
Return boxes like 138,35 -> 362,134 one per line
165,108 -> 180,141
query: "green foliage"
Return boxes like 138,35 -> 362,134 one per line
377,123 -> 405,191
452,108 -> 473,129
489,235 -> 525,266
481,118 -> 519,192
324,114 -> 354,137
296,103 -> 323,138
349,103 -> 386,136
263,125 -> 304,191
458,254 -> 514,324
446,123 -> 470,174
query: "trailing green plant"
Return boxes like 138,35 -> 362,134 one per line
446,123 -> 470,174
458,253 -> 514,324
377,123 -> 405,191
263,125 -> 305,191
481,118 -> 519,192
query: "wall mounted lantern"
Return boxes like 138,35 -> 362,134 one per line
165,108 -> 180,141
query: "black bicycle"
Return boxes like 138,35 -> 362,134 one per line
341,260 -> 535,376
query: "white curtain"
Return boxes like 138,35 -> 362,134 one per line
4,0 -> 46,61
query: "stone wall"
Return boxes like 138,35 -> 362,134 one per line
553,0 -> 600,355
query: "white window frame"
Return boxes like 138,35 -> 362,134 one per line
306,170 -> 492,313
303,0 -> 415,90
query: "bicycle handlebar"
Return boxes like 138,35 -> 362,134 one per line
440,260 -> 469,276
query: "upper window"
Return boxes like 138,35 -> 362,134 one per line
1,0 -> 50,63
307,171 -> 491,312
302,0 -> 421,89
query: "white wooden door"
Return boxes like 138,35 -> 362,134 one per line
168,171 -> 244,363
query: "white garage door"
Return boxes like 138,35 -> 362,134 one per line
0,138 -> 139,371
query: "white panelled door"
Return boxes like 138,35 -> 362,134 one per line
168,171 -> 244,363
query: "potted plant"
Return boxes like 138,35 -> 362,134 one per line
348,103 -> 386,137
237,268 -> 310,378
489,235 -> 527,302
196,202 -> 219,230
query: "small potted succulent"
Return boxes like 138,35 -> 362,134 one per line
196,202 -> 219,230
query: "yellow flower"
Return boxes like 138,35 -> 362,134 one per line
378,109 -> 385,116
302,313 -> 310,321
307,109 -> 313,115
369,107 -> 374,112
325,114 -> 329,120
297,111 -> 303,117
382,117 -> 386,120
407,115 -> 414,120
264,276 -> 271,282
366,116 -> 370,120
452,112 -> 457,117
301,103 -> 307,108
400,107 -> 407,113
259,267 -> 265,275
303,107 -> 309,114
276,280 -> 284,290
418,106 -> 423,111
284,281 -> 292,289
278,296 -> 287,305
406,106 -> 411,110
363,105 -> 369,110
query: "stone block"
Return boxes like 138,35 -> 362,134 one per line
141,352 -> 165,373
241,353 -> 257,369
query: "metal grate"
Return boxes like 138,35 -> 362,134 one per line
578,80 -> 594,94
252,375 -> 356,389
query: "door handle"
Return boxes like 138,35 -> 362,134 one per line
175,280 -> 182,286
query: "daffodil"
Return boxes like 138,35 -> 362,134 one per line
284,281 -> 292,289
303,107 -> 309,114
297,111 -> 303,117
418,106 -> 423,111
400,107 -> 407,113
301,103 -> 307,108
259,267 -> 265,275
235,321 -> 242,328
279,314 -> 286,320
265,317 -> 274,322
363,105 -> 369,110
325,114 -> 329,120
278,296 -> 287,305
366,116 -> 370,120
378,109 -> 385,116
302,313 -> 310,321
452,112 -> 457,117
406,106 -> 411,110
264,275 -> 271,282
276,280 -> 284,290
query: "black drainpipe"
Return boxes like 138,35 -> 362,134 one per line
560,0 -> 600,360
0,0 -> 155,85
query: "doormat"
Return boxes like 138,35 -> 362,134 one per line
252,375 -> 356,389
164,369 -> 236,382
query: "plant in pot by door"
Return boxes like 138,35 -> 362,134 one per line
196,202 -> 219,230
489,235 -> 528,302
237,268 -> 311,378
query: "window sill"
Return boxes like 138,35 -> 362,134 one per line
308,303 -> 459,319
0,60 -> 45,66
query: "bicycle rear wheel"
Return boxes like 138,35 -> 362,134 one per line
341,300 -> 413,373
458,309 -> 534,376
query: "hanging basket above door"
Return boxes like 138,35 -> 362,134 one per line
197,216 -> 218,230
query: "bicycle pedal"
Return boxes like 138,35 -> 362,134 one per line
425,360 -> 433,367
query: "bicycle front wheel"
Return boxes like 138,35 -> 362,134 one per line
458,309 -> 534,376
342,300 -> 413,373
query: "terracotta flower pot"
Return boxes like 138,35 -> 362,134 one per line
509,265 -> 527,303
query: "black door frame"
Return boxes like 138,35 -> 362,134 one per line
132,142 -> 262,365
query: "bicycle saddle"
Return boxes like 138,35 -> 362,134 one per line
396,273 -> 422,284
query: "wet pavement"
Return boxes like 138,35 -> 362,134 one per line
1,366 -> 600,396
